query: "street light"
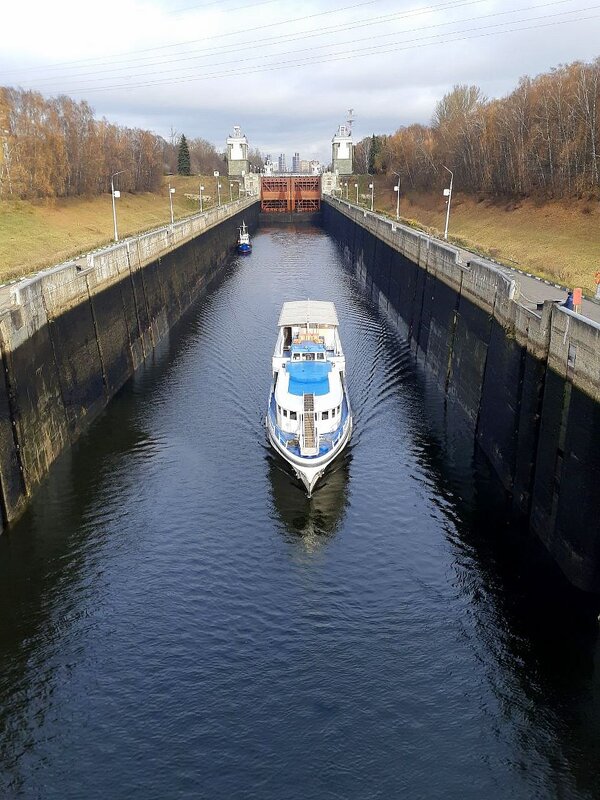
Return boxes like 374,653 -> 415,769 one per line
199,184 -> 205,212
369,182 -> 374,211
393,185 -> 400,220
345,181 -> 349,200
442,165 -> 453,240
217,182 -> 222,206
355,182 -> 359,204
392,171 -> 401,221
168,182 -> 175,226
229,181 -> 233,202
111,170 -> 126,242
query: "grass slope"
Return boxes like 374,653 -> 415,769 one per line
1,175 -> 598,293
0,176 -> 228,281
372,182 -> 600,294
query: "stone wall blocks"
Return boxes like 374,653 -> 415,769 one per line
323,196 -> 600,592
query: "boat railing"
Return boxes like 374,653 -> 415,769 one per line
269,391 -> 349,458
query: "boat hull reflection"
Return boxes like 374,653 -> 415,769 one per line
268,453 -> 350,547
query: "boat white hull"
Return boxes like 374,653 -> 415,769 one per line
267,414 -> 352,496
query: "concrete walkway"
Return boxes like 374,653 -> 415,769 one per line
451,240 -> 600,324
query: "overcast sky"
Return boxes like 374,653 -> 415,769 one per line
1,0 -> 598,163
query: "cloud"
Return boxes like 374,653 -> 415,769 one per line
2,0 -> 598,163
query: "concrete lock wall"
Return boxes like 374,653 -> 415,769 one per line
0,198 -> 259,528
322,197 -> 600,593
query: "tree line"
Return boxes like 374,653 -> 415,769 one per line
355,57 -> 600,198
0,88 -> 244,200
0,88 -> 165,199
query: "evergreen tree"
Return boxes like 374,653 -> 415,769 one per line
177,134 -> 191,176
367,134 -> 381,175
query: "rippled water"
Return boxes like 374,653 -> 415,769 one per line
1,224 -> 600,799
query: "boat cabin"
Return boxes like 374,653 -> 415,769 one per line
274,301 -> 343,361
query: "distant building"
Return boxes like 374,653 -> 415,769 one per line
310,160 -> 321,175
300,159 -> 310,174
292,152 -> 300,173
226,125 -> 249,176
264,155 -> 276,175
278,153 -> 287,173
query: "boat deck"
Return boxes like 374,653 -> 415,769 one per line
268,394 -> 350,459
286,361 -> 332,396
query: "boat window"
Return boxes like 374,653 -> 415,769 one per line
283,409 -> 288,417
332,407 -> 336,417
322,411 -> 329,420
293,352 -> 301,360
305,353 -> 315,361
317,353 -> 325,360
290,411 -> 297,420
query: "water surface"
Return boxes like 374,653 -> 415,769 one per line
1,224 -> 599,799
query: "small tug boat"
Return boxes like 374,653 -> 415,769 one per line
237,221 -> 252,253
266,300 -> 352,496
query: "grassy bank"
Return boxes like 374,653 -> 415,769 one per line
358,177 -> 600,295
0,176 -> 236,282
1,175 -> 599,292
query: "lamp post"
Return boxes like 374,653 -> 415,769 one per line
199,184 -> 204,212
369,182 -> 374,212
213,170 -> 220,207
442,165 -> 453,240
345,181 -> 349,200
355,182 -> 359,204
110,170 -> 126,242
168,183 -> 175,226
229,181 -> 233,202
392,171 -> 401,221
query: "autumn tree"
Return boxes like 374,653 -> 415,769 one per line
0,87 -> 165,199
353,136 -> 372,174
363,58 -> 600,199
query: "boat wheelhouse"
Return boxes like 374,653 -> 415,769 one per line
266,300 -> 352,495
237,221 -> 251,253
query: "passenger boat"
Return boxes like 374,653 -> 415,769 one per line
237,221 -> 252,253
266,300 -> 352,496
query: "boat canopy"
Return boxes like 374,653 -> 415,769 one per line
278,301 -> 339,328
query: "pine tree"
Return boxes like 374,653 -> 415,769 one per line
367,134 -> 381,175
177,134 -> 191,176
